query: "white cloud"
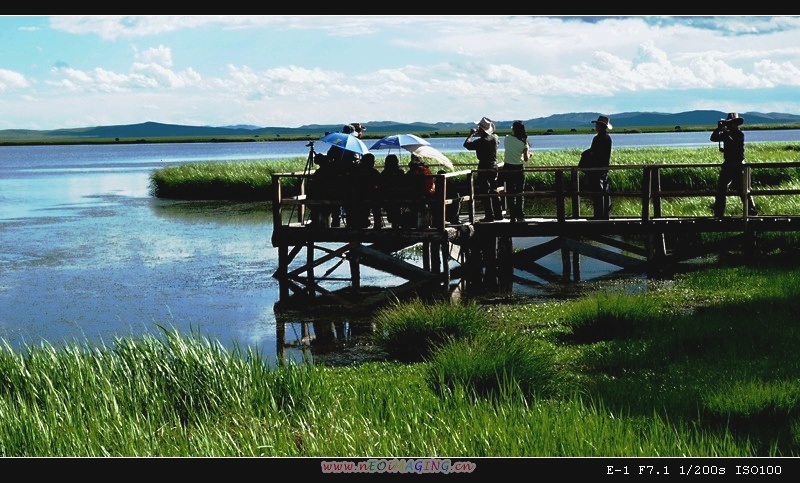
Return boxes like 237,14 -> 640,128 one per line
0,69 -> 30,91
3,15 -> 800,129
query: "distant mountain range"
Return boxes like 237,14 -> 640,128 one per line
3,110 -> 800,141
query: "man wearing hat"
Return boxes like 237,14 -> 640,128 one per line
464,116 -> 503,222
350,123 -> 366,138
710,113 -> 757,217
581,115 -> 613,220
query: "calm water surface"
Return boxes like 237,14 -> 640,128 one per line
1,131 -> 797,365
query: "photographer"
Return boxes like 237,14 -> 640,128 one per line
464,116 -> 503,222
710,112 -> 757,217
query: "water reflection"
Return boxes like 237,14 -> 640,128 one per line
273,307 -> 386,367
149,198 -> 274,225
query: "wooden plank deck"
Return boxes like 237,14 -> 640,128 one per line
270,161 -> 800,307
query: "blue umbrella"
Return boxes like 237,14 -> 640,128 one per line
319,132 -> 370,155
370,133 -> 431,151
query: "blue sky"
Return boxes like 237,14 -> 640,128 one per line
1,15 -> 799,130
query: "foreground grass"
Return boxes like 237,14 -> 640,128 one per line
1,260 -> 799,456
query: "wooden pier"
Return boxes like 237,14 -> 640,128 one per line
270,161 -> 800,307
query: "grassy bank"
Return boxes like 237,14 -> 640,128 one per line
0,259 -> 798,456
3,123 -> 799,146
149,142 -> 800,218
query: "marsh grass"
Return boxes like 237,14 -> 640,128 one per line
149,143 -> 800,224
1,263 -> 799,455
373,299 -> 485,362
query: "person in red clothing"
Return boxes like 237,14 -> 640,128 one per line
405,155 -> 435,228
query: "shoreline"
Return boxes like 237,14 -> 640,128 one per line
3,124 -> 799,148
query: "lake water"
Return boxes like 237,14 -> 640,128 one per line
1,130 -> 798,365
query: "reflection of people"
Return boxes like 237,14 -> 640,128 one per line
581,115 -> 613,220
379,154 -> 405,228
464,116 -> 503,222
502,120 -> 530,223
710,112 -> 757,217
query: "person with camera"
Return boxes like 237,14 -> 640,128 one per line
580,115 -> 613,220
710,112 -> 757,217
464,116 -> 503,222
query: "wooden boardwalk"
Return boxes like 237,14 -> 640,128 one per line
270,161 -> 800,307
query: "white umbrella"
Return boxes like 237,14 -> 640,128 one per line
370,134 -> 454,171
407,144 -> 454,171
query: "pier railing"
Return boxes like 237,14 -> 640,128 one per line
271,161 -> 800,230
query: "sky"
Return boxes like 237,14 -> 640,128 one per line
1,15 -> 800,131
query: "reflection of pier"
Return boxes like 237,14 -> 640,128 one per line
271,162 -> 800,307
273,308 -> 382,366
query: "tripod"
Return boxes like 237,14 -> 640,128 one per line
304,141 -> 316,175
289,141 -> 317,227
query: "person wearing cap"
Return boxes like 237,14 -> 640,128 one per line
710,112 -> 757,217
580,115 -> 613,220
350,123 -> 366,138
464,116 -> 503,222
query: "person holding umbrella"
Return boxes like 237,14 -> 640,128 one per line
464,116 -> 503,222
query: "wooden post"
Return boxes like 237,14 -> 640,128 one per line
498,236 -> 514,293
440,240 -> 450,286
641,167 -> 652,222
560,236 -> 571,281
570,168 -> 581,219
431,241 -> 441,274
556,170 -> 565,221
278,244 -> 289,300
467,171 -> 475,223
276,318 -> 285,363
484,235 -> 498,291
435,173 -> 446,230
272,174 -> 283,227
306,242 -> 315,297
350,243 -> 361,293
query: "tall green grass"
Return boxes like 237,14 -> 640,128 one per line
1,261 -> 799,455
150,143 -> 800,221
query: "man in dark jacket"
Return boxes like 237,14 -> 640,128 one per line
464,116 -> 503,222
710,112 -> 757,217
581,115 -> 613,220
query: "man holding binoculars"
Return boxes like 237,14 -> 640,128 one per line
710,112 -> 758,217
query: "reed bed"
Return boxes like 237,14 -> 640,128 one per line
149,143 -> 800,218
1,260 -> 799,456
